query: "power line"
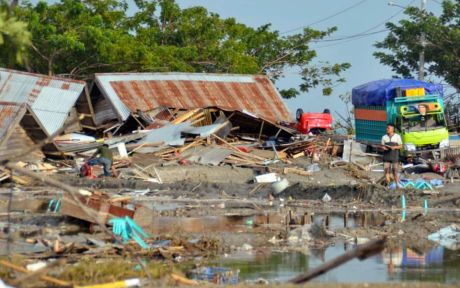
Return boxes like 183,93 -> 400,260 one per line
312,0 -> 415,48
280,0 -> 369,35
312,29 -> 389,43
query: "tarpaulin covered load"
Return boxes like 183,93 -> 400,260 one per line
352,79 -> 444,106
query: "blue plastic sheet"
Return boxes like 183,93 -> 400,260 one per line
352,79 -> 444,106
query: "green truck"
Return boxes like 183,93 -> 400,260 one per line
352,79 -> 449,156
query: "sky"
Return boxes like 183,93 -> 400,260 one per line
171,0 -> 443,120
31,0 -> 443,120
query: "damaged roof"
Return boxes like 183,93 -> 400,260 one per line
0,68 -> 85,135
94,72 -> 292,123
0,102 -> 25,143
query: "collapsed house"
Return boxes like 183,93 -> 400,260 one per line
88,73 -> 295,138
0,68 -> 88,156
0,102 -> 45,163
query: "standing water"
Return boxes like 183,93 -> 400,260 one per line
214,242 -> 460,284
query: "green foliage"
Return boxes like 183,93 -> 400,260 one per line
374,0 -> 460,90
5,0 -> 350,97
0,2 -> 31,65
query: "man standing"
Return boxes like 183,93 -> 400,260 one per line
382,123 -> 402,185
88,144 -> 113,177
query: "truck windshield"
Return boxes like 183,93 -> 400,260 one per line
400,113 -> 446,132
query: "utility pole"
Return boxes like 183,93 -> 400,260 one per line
418,0 -> 427,81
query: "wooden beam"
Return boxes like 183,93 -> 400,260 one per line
289,237 -> 387,284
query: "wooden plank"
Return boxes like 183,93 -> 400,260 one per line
171,109 -> 201,124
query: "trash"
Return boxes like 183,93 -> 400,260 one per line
427,224 -> 460,250
389,182 -> 397,190
288,225 -> 312,244
47,199 -> 61,213
254,173 -> 279,183
109,216 -> 150,249
272,178 -> 290,195
398,179 -> 434,190
241,243 -> 253,251
151,240 -> 172,248
78,278 -> 141,288
429,178 -> 444,187
306,163 -> 321,173
322,193 -> 331,202
401,194 -> 406,209
26,261 -> 47,272
245,219 -> 254,226
187,267 -> 239,285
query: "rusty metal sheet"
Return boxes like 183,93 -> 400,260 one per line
0,68 -> 85,135
94,73 -> 293,123
0,102 -> 24,140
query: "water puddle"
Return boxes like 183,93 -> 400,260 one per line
213,242 -> 460,283
136,209 -> 460,235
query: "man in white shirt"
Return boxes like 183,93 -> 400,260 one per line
381,123 -> 403,185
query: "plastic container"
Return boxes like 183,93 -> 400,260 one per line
272,178 -> 289,195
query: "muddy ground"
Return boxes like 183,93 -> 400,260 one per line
1,161 -> 459,287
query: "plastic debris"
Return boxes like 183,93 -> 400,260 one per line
322,193 -> 331,202
306,163 -> 321,173
109,216 -> 150,249
255,173 -> 279,183
427,224 -> 460,250
272,178 -> 289,195
401,194 -> 406,209
47,199 -> 61,213
398,179 -> 434,190
241,243 -> 253,251
78,278 -> 141,288
429,178 -> 444,187
26,261 -> 47,272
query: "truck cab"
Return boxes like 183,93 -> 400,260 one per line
295,108 -> 333,135
391,92 -> 449,153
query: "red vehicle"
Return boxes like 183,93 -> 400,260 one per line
294,108 -> 333,134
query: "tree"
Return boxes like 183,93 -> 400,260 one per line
9,0 -> 350,97
333,92 -> 354,135
0,1 -> 31,66
374,0 -> 460,90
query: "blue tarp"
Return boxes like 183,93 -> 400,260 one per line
352,79 -> 444,106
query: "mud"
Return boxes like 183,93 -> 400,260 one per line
2,164 -> 460,286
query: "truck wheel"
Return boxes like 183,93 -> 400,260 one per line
296,108 -> 303,121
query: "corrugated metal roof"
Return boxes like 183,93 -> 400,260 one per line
94,72 -> 292,123
0,102 -> 24,141
0,68 -> 85,135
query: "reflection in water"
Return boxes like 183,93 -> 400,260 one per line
215,242 -> 460,284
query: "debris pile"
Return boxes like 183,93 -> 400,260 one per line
1,68 -> 459,287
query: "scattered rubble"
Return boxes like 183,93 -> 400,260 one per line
0,69 -> 459,287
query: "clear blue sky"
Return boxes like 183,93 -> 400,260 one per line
173,0 -> 442,119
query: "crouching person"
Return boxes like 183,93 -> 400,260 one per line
88,144 -> 113,177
